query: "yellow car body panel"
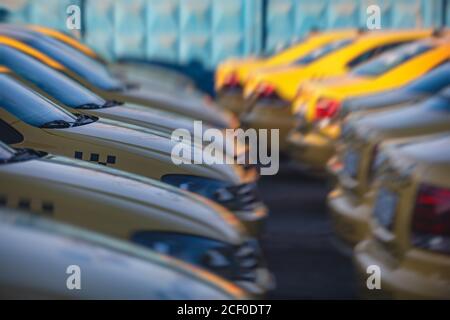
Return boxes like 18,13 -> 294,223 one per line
215,30 -> 357,114
240,31 -> 433,151
27,25 -> 100,60
0,35 -> 64,70
0,40 -> 248,160
286,39 -> 450,170
0,72 -> 268,236
216,29 -> 357,90
245,30 -> 432,101
0,30 -> 235,129
354,134 -> 450,299
0,40 -> 268,233
0,149 -> 268,296
25,25 -> 197,91
294,39 -> 450,124
216,57 -> 265,90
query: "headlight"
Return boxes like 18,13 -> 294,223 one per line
162,174 -> 262,211
131,232 -> 261,282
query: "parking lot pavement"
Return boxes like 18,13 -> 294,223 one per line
259,166 -> 357,299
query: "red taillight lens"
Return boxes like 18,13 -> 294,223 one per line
255,83 -> 276,98
314,98 -> 341,120
412,184 -> 450,254
223,72 -> 240,87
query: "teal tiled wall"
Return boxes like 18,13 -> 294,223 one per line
1,0 -> 446,67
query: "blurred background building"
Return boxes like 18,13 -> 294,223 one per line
1,0 -> 449,93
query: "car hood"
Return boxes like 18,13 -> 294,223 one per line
343,89 -> 427,115
0,209 -> 245,299
313,74 -> 374,99
0,155 -> 245,243
90,103 -> 201,135
383,134 -> 450,186
120,87 -> 235,128
245,65 -> 308,100
396,134 -> 450,165
354,104 -> 450,141
45,118 -> 244,182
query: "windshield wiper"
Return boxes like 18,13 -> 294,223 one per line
77,100 -> 123,110
40,120 -> 72,129
76,103 -> 101,110
72,114 -> 97,127
6,148 -> 43,163
102,100 -> 124,108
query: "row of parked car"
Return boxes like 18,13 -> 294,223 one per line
0,24 -> 275,299
216,28 -> 450,299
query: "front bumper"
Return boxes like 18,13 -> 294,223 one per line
236,267 -> 276,298
239,104 -> 294,151
327,188 -> 371,248
354,239 -> 450,299
216,89 -> 245,115
235,204 -> 269,237
286,130 -> 336,171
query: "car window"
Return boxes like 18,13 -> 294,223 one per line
0,29 -> 124,91
294,39 -> 354,65
0,74 -> 77,127
0,119 -> 24,145
352,42 -> 434,77
406,62 -> 450,93
0,45 -> 106,109
347,41 -> 410,69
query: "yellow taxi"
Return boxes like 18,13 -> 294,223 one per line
288,37 -> 450,169
240,30 -> 432,150
215,29 -> 358,114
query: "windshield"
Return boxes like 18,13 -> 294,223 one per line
0,74 -> 77,127
0,29 -> 124,91
295,39 -> 354,65
352,42 -> 433,77
405,62 -> 450,93
0,45 -> 107,109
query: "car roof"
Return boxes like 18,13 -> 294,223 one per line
0,35 -> 64,70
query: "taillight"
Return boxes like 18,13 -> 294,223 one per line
315,98 -> 341,120
255,82 -> 276,98
412,184 -> 450,254
223,72 -> 240,88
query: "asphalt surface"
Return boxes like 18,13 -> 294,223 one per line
259,164 -> 357,299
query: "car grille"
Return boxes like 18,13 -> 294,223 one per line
214,182 -> 263,211
373,188 -> 398,231
204,239 -> 264,282
232,240 -> 263,281
342,148 -> 360,179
